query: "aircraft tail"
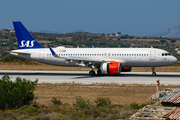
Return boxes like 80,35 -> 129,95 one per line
13,21 -> 44,49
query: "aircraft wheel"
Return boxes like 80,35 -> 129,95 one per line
89,71 -> 95,76
97,69 -> 101,76
152,72 -> 156,76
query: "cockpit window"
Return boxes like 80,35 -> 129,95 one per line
162,53 -> 171,56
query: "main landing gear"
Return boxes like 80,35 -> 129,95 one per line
152,67 -> 156,76
97,69 -> 101,76
89,65 -> 96,76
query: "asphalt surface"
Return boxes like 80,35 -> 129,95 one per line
0,70 -> 179,85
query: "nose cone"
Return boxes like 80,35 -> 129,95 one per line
172,56 -> 178,64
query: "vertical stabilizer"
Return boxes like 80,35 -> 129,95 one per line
13,21 -> 44,49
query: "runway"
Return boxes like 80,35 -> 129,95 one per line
0,70 -> 180,85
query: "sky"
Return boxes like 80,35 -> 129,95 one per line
0,0 -> 180,36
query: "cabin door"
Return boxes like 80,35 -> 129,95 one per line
39,50 -> 44,60
150,50 -> 156,60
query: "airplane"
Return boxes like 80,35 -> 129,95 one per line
10,21 -> 178,76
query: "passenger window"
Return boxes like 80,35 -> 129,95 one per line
134,54 -> 136,56
139,54 -> 141,56
112,54 -> 114,56
122,54 -> 123,56
144,54 -> 146,56
127,54 -> 128,56
120,54 -> 121,56
132,54 -> 133,56
137,54 -> 138,56
129,54 -> 131,56
147,54 -> 148,56
165,53 -> 168,56
92,54 -> 94,56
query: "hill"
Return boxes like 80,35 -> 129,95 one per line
149,25 -> 180,38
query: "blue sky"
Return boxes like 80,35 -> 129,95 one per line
0,0 -> 180,36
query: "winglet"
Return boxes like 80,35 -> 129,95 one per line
91,45 -> 94,48
48,45 -> 57,57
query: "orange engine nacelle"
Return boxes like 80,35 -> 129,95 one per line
100,62 -> 121,74
121,67 -> 132,72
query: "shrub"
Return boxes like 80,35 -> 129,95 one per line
73,96 -> 90,109
95,97 -> 111,108
130,103 -> 139,109
0,75 -> 38,110
16,105 -> 41,115
51,97 -> 62,105
130,103 -> 146,109
139,103 -> 146,109
1,55 -> 26,62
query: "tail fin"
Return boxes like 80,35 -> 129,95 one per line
13,21 -> 44,49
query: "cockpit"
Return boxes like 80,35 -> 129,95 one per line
162,53 -> 171,56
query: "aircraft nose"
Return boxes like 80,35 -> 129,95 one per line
172,56 -> 178,64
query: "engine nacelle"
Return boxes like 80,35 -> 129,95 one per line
100,62 -> 121,74
121,67 -> 132,72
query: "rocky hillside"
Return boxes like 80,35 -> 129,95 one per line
149,25 -> 180,38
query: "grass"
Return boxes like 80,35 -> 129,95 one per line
34,83 -> 180,106
0,61 -> 180,72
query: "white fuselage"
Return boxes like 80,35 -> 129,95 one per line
10,47 -> 178,67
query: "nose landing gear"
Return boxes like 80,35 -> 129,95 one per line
152,67 -> 156,76
89,71 -> 95,76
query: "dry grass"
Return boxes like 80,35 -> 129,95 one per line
34,83 -> 180,106
0,62 -> 90,71
0,62 -> 180,72
132,66 -> 180,72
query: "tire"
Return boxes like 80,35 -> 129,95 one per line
97,69 -> 101,76
89,71 -> 95,76
152,72 -> 156,76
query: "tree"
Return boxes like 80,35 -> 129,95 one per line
0,75 -> 38,110
117,32 -> 121,35
112,33 -> 115,36
160,39 -> 166,43
101,33 -> 105,37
